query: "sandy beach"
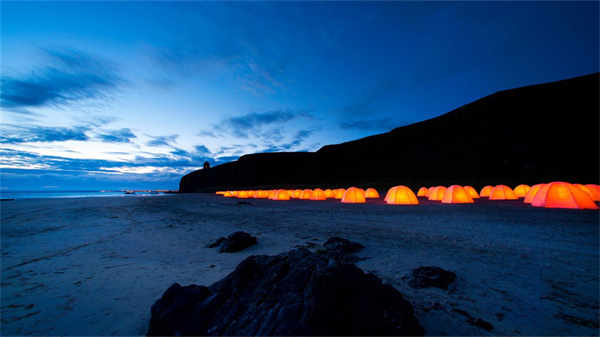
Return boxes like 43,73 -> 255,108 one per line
1,194 -> 598,336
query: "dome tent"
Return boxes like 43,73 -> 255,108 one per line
489,185 -> 518,200
300,189 -> 314,200
365,188 -> 380,198
324,189 -> 334,198
514,184 -> 531,198
428,186 -> 447,201
417,187 -> 429,197
270,189 -> 290,200
531,182 -> 598,209
442,185 -> 474,204
524,184 -> 545,203
480,185 -> 493,197
333,188 -> 346,199
384,186 -> 419,205
341,187 -> 366,204
311,188 -> 327,200
463,186 -> 480,198
576,184 -> 600,201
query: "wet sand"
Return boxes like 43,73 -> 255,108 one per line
1,194 -> 598,335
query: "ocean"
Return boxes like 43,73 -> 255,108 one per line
0,190 -> 173,200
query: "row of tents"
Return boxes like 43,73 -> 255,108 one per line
216,182 -> 600,210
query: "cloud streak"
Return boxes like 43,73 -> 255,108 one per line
0,124 -> 90,144
97,128 -> 136,143
0,49 -> 121,110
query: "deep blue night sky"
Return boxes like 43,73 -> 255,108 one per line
1,2 -> 598,190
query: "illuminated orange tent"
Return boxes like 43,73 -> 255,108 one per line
428,186 -> 447,201
427,187 -> 436,195
417,187 -> 429,197
311,188 -> 327,200
341,187 -> 366,203
365,188 -> 380,198
530,182 -> 598,209
270,189 -> 290,201
442,185 -> 474,204
384,186 -> 419,205
253,190 -> 270,198
463,186 -> 480,198
333,188 -> 346,199
292,189 -> 302,198
216,191 -> 226,195
576,184 -> 600,201
300,189 -> 314,200
524,184 -> 544,203
237,190 -> 251,199
489,185 -> 518,200
513,184 -> 531,198
224,191 -> 234,197
480,185 -> 493,197
585,184 -> 600,196
324,189 -> 334,198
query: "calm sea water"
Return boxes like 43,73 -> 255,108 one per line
0,191 -> 172,200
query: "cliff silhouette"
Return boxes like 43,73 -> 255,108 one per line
180,73 -> 599,192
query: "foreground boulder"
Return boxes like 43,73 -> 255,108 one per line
407,266 -> 456,290
148,248 -> 424,336
207,231 -> 257,253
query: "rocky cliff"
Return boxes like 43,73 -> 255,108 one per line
180,73 -> 599,192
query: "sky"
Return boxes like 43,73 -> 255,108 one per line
1,1 -> 598,191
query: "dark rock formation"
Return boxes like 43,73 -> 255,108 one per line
180,73 -> 599,192
323,237 -> 365,254
148,248 -> 424,336
207,231 -> 257,253
407,266 -> 456,290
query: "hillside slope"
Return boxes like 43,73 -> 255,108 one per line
180,73 -> 599,192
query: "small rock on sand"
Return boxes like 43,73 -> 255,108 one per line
407,266 -> 456,290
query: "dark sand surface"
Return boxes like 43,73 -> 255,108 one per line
1,194 -> 598,335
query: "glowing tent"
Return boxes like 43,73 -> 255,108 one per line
428,187 -> 436,195
428,186 -> 447,201
270,189 -> 290,201
365,188 -> 380,198
311,188 -> 327,200
384,186 -> 419,205
530,182 -> 598,209
216,191 -> 226,195
480,185 -> 493,197
300,189 -> 314,200
341,187 -> 366,204
324,189 -> 334,198
442,185 -> 474,204
253,190 -> 270,198
489,185 -> 518,200
513,184 -> 531,198
417,187 -> 429,197
524,184 -> 544,203
577,184 -> 600,201
333,188 -> 346,199
463,186 -> 480,198
237,190 -> 250,199
292,189 -> 302,198
224,191 -> 234,197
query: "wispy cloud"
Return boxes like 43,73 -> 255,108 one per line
97,128 -> 136,143
146,134 -> 178,147
205,109 -> 312,139
0,48 -> 121,110
0,124 -> 90,144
